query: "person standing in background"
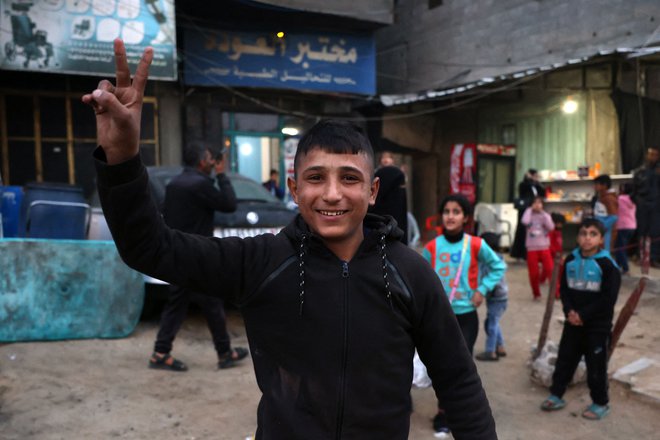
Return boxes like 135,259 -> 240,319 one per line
422,194 -> 505,437
631,146 -> 660,267
370,152 -> 408,245
592,174 -> 618,252
615,183 -> 636,275
149,145 -> 248,371
511,169 -> 545,259
475,232 -> 509,362
262,169 -> 285,200
521,196 -> 555,301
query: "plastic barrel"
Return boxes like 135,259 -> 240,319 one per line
1,186 -> 24,238
19,182 -> 88,239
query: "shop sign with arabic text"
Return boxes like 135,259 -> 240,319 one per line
183,28 -> 375,95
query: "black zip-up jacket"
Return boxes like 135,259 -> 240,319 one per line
95,149 -> 497,440
560,249 -> 621,333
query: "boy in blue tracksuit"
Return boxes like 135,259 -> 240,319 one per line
423,195 -> 506,437
541,218 -> 621,420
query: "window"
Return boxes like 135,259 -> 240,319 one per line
501,124 -> 516,146
0,91 -> 159,200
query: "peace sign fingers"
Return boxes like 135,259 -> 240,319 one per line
114,38 -> 132,89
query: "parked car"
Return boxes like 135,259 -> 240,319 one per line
88,166 -> 297,318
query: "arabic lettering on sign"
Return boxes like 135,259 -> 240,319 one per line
203,33 -> 358,66
185,28 -> 375,94
289,38 -> 358,67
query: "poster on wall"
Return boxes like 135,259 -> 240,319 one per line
183,27 -> 375,95
450,143 -> 477,204
0,0 -> 177,80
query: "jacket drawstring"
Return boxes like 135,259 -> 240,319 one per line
379,234 -> 394,310
298,234 -> 307,316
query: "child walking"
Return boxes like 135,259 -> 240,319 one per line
614,183 -> 636,275
423,195 -> 506,437
522,196 -> 555,300
475,232 -> 508,362
540,218 -> 621,420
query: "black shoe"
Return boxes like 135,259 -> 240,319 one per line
433,411 -> 451,438
475,351 -> 499,361
217,346 -> 249,369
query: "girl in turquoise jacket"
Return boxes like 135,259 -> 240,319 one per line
422,194 -> 507,437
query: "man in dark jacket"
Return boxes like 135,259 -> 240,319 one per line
83,39 -> 497,439
631,146 -> 660,266
148,144 -> 248,371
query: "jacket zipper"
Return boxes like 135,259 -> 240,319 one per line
335,261 -> 349,439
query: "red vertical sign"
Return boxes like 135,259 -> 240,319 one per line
450,143 -> 477,204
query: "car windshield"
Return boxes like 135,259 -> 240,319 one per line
231,177 -> 281,203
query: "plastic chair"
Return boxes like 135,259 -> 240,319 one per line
25,200 -> 91,239
474,203 -> 512,248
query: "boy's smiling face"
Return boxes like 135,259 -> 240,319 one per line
288,147 -> 379,261
577,225 -> 603,256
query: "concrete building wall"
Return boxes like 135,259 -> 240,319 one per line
261,0 -> 394,24
376,0 -> 660,94
155,83 -> 183,166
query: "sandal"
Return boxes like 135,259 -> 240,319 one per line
148,352 -> 188,372
496,346 -> 507,357
582,403 -> 610,420
475,351 -> 498,361
218,347 -> 249,369
540,395 -> 566,411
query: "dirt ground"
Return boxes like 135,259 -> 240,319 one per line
1,259 -> 659,440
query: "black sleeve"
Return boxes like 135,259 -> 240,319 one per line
94,148 -> 260,302
579,258 -> 621,323
411,261 -> 497,439
560,254 -> 574,316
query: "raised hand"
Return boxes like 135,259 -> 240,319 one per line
81,39 -> 153,164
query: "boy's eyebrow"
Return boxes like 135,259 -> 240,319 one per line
302,165 -> 367,175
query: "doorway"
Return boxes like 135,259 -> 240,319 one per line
477,155 -> 515,203
234,135 -> 280,183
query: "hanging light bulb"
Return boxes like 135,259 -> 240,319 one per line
561,97 -> 578,114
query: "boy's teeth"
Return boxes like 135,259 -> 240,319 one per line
321,210 -> 344,216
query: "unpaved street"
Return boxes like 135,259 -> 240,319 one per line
1,260 -> 659,439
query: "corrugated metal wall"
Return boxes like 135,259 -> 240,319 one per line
478,95 -> 587,182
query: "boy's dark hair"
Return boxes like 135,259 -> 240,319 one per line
528,168 -> 538,175
294,120 -> 375,178
579,217 -> 605,236
551,212 -> 566,226
532,195 -> 545,203
439,194 -> 473,217
594,174 -> 611,188
480,232 -> 500,252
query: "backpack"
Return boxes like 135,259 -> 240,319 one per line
425,235 -> 482,290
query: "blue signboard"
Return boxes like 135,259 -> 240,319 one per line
0,0 -> 177,80
183,28 -> 375,95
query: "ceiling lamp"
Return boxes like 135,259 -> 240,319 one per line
561,97 -> 578,114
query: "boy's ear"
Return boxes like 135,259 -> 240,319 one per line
287,176 -> 298,203
369,177 -> 380,206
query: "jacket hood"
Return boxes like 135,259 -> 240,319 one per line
282,212 -> 402,315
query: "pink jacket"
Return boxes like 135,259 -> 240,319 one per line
522,208 -> 554,251
616,194 -> 636,230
